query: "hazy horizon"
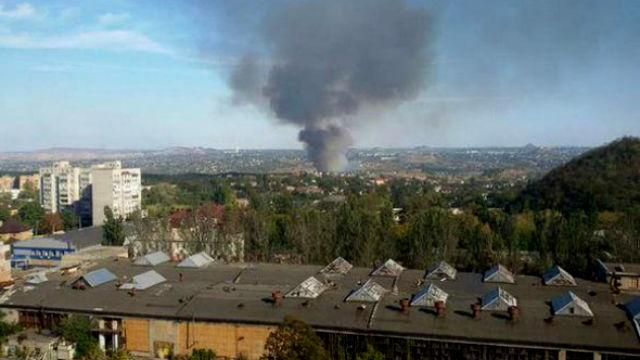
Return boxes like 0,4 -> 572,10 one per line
1,0 -> 639,153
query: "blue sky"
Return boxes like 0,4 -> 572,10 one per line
0,0 -> 639,151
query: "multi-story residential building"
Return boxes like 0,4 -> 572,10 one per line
91,161 -> 141,226
18,174 -> 40,192
40,162 -> 81,214
0,176 -> 15,193
39,161 -> 141,226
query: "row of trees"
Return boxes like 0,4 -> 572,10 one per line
238,189 -> 639,278
139,172 -> 640,279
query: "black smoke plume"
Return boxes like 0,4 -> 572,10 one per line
229,0 -> 431,171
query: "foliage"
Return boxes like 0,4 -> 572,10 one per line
102,207 -> 126,246
17,202 -> 44,233
0,205 -> 10,222
61,210 -> 79,230
188,349 -> 217,360
56,315 -> 99,359
0,311 -> 20,343
262,316 -> 329,360
40,213 -> 64,234
356,345 -> 385,360
515,137 -> 640,214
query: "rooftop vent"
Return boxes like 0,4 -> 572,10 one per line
508,305 -> 521,322
551,291 -> 593,317
425,261 -> 457,281
434,300 -> 446,317
285,276 -> 328,299
320,257 -> 353,275
345,279 -> 388,303
543,265 -> 577,286
134,251 -> 170,266
483,264 -> 515,284
371,259 -> 404,277
72,268 -> 117,289
481,287 -> 518,312
177,252 -> 214,269
399,298 -> 410,315
410,283 -> 449,307
272,290 -> 284,306
119,270 -> 166,291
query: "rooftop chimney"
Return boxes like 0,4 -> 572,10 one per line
272,290 -> 284,307
399,298 -> 410,315
471,303 -> 481,320
508,305 -> 520,322
434,300 -> 446,318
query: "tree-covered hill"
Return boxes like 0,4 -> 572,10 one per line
514,137 -> 640,214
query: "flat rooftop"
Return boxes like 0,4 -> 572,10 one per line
1,258 -> 639,355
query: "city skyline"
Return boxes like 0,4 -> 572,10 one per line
1,0 -> 639,152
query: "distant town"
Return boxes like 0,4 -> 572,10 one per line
0,139 -> 639,359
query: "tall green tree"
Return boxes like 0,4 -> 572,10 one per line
56,315 -> 101,359
18,202 -> 45,233
102,207 -> 125,246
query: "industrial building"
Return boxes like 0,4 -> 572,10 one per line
1,258 -> 639,360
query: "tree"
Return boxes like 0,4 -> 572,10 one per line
0,206 -> 10,222
40,213 -> 64,234
102,207 -> 125,246
56,315 -> 100,359
0,311 -> 20,345
61,210 -> 79,230
18,202 -> 44,233
190,349 -> 216,360
262,316 -> 329,360
356,345 -> 385,360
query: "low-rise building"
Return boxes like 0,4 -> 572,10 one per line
4,330 -> 75,360
0,219 -> 33,242
11,238 -> 76,269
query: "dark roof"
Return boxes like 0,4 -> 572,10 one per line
52,226 -> 103,250
2,261 -> 640,354
0,218 -> 30,234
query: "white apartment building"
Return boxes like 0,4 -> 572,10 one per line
40,162 -> 85,215
39,161 -> 141,226
91,161 -> 142,226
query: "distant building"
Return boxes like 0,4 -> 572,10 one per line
0,243 -> 12,284
18,174 -> 40,191
4,330 -> 76,360
40,161 -> 141,227
11,238 -> 76,269
91,161 -> 141,226
0,176 -> 15,193
39,162 -> 89,217
0,218 -> 33,242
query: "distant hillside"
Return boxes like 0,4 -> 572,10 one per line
514,137 -> 640,213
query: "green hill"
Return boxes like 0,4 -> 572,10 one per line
514,137 -> 640,214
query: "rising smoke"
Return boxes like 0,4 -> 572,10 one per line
228,0 -> 431,171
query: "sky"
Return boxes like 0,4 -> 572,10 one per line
0,0 -> 639,151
